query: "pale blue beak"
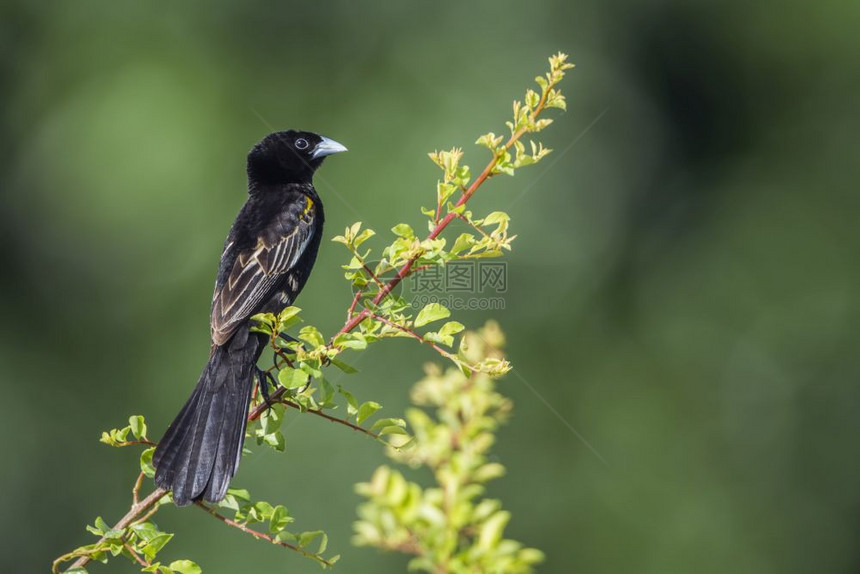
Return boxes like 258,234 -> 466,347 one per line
312,136 -> 348,159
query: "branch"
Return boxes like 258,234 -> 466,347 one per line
195,503 -> 335,568
281,398 -> 379,438
346,288 -> 363,320
248,395 -> 379,440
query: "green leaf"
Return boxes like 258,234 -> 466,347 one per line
130,521 -> 160,541
478,510 -> 511,551
249,500 -> 275,523
298,530 -> 328,554
249,312 -> 276,335
356,401 -> 382,425
474,462 -> 506,482
439,321 -> 465,336
369,417 -> 406,432
354,228 -> 376,247
141,533 -> 173,560
298,325 -> 325,347
278,306 -> 302,322
424,331 -> 454,347
276,306 -> 303,332
414,303 -> 450,327
263,430 -> 285,451
140,447 -> 156,478
450,233 -> 476,255
318,377 -> 336,407
300,360 -> 323,379
339,386 -> 359,417
436,182 -> 457,206
115,426 -> 131,442
330,357 -> 358,373
476,132 -> 504,150
258,402 -> 284,435
391,223 -> 415,239
168,560 -> 201,574
334,332 -> 367,350
278,367 -> 309,389
87,516 -> 109,536
481,211 -> 510,227
128,415 -> 147,440
269,505 -> 293,533
218,494 -> 239,512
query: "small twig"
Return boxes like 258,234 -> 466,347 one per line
452,212 -> 492,240
361,262 -> 386,290
116,439 -> 156,448
53,547 -> 103,574
346,288 -> 363,320
123,541 -> 151,568
372,314 -> 456,360
132,472 -> 145,505
247,386 -> 378,438
349,246 -> 385,290
135,503 -> 162,526
195,503 -> 334,568
274,347 -> 294,369
281,398 -> 379,439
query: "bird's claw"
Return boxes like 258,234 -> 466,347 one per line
276,332 -> 300,354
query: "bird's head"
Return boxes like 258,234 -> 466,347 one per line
247,130 -> 347,186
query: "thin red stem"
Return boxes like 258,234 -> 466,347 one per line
195,503 -> 333,567
372,314 -> 454,359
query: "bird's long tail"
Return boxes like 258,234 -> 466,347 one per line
153,330 -> 264,506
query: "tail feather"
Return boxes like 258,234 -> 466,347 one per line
154,332 -> 261,506
204,373 -> 251,501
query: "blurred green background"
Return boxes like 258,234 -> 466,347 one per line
2,1 -> 859,572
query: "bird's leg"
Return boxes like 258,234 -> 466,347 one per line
277,332 -> 300,351
296,378 -> 313,395
255,368 -> 278,407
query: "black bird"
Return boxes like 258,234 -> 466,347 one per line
153,130 -> 347,506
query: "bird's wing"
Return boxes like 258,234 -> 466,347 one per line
210,199 -> 317,345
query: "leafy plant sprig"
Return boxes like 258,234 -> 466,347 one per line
354,322 -> 544,573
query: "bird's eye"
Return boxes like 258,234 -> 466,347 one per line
294,138 -> 309,150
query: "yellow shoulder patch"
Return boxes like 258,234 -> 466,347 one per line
301,196 -> 314,219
